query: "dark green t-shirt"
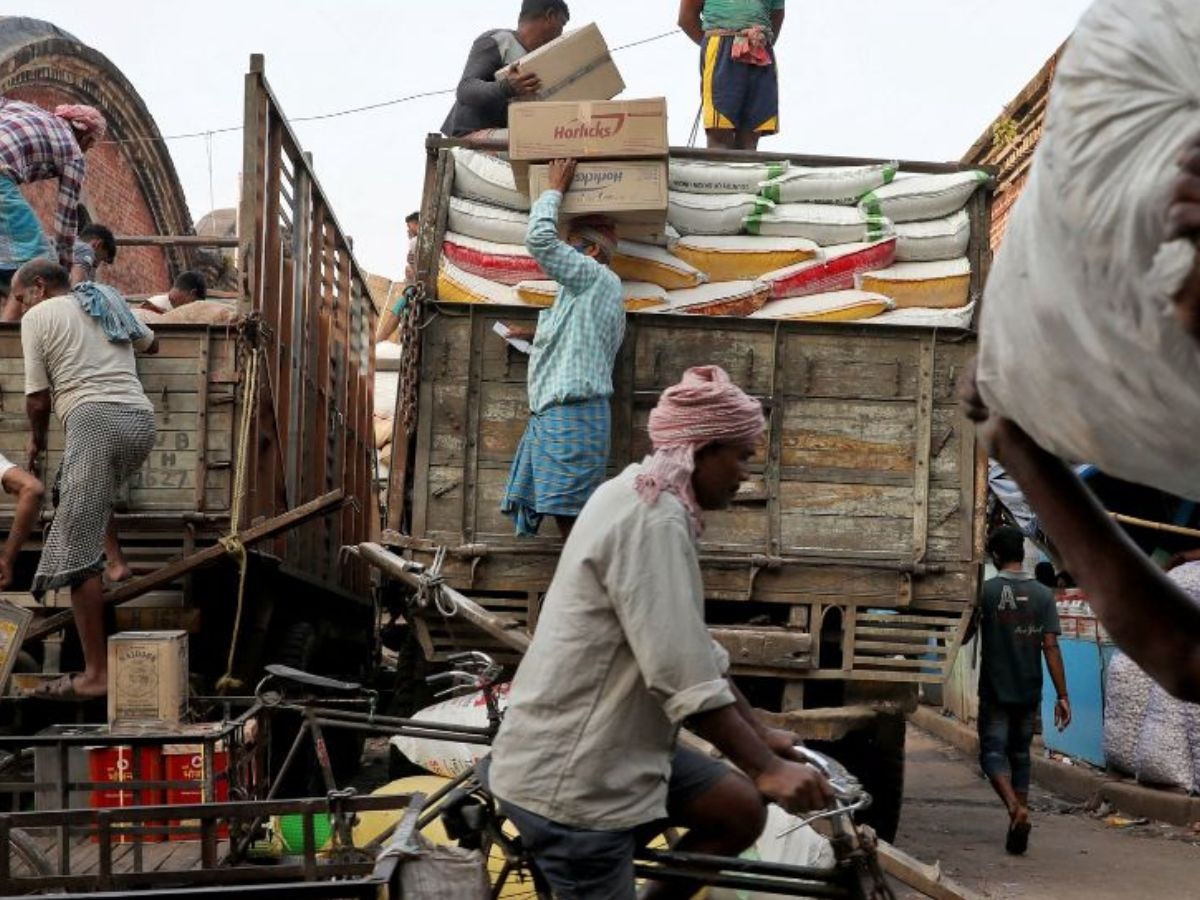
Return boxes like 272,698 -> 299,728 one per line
978,572 -> 1061,706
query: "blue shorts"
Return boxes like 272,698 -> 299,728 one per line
701,34 -> 780,134
497,747 -> 735,900
0,175 -> 53,273
977,697 -> 1038,793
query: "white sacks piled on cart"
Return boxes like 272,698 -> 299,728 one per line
433,147 -> 988,328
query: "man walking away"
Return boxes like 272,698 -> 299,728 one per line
500,159 -> 624,539
440,0 -> 569,139
967,525 -> 1070,855
70,223 -> 117,286
490,366 -> 832,898
13,260 -> 157,700
0,101 -> 106,300
0,453 -> 43,591
679,0 -> 784,150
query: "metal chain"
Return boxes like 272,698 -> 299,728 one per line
396,282 -> 427,440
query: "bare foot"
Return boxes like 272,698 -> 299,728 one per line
104,562 -> 134,585
28,672 -> 107,701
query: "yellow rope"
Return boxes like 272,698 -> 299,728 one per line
215,347 -> 259,693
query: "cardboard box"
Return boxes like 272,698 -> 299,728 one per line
509,97 -> 668,171
497,23 -> 624,103
108,631 -> 188,728
528,160 -> 668,239
0,601 -> 32,695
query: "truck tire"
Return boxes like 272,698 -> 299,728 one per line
814,711 -> 906,843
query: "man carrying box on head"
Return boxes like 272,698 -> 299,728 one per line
500,159 -> 625,540
679,0 -> 784,150
440,0 -> 570,140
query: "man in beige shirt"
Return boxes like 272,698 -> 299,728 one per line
13,259 -> 157,700
489,366 -> 832,899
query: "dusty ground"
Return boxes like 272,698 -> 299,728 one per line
894,727 -> 1200,899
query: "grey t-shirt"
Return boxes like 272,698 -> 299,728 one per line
440,29 -> 528,137
978,572 -> 1061,706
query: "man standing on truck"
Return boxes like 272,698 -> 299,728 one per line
69,223 -> 117,286
678,0 -> 784,150
490,365 -> 833,898
500,158 -> 624,539
0,454 -> 43,592
0,101 -> 106,301
966,526 -> 1070,856
440,0 -> 569,139
11,259 -> 157,700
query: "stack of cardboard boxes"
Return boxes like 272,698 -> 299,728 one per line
504,23 -> 670,241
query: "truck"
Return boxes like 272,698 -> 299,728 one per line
0,56 -> 380,729
381,135 -> 992,840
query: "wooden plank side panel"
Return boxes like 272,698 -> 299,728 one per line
633,319 -> 775,396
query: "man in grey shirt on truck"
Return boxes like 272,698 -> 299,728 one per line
440,0 -> 569,139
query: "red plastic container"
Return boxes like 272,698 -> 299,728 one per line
164,743 -> 229,840
87,746 -> 164,843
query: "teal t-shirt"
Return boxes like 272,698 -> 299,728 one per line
701,0 -> 785,37
978,572 -> 1061,706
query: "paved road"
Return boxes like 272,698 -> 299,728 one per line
894,727 -> 1200,899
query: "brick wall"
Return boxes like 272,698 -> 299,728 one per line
8,85 -> 172,295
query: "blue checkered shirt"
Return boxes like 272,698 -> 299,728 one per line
525,191 -> 625,415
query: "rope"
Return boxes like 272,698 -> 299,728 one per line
215,345 -> 260,693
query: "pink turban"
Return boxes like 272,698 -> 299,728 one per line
54,104 -> 107,140
634,365 -> 765,533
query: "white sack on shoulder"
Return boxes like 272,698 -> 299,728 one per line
976,0 -> 1200,499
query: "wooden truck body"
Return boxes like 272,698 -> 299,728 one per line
382,137 -> 993,836
0,56 -> 379,688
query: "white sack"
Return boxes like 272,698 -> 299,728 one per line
388,686 -> 510,778
669,191 -> 765,236
759,162 -> 896,205
976,0 -> 1200,499
859,171 -> 988,223
447,197 -> 530,246
451,147 -> 530,211
894,210 -> 971,262
745,203 -> 892,246
670,159 -> 789,194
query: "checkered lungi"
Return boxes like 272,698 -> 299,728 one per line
501,398 -> 611,537
32,403 -> 156,595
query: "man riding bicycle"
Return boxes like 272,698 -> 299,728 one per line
489,366 -> 833,899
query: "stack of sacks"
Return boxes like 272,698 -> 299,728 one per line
374,342 -> 402,481
436,148 -> 989,328
437,147 -> 679,311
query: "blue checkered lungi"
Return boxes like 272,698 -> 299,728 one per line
501,398 -> 611,537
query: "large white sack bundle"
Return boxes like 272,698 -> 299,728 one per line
894,210 -> 971,262
859,171 -> 989,223
450,147 -> 530,211
745,203 -> 892,246
669,159 -> 789,194
976,0 -> 1200,499
447,197 -> 529,245
669,191 -> 766,236
514,279 -> 667,311
759,162 -> 897,205
708,806 -> 834,900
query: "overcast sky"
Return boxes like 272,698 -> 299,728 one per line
11,1 -> 1092,280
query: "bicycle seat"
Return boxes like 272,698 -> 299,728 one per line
263,664 -> 362,693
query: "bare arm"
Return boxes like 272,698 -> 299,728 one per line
689,704 -> 832,813
678,0 -> 705,45
0,467 -> 43,590
0,295 -> 21,323
1043,633 -> 1071,729
770,9 -> 785,40
25,390 -> 51,473
375,308 -> 401,344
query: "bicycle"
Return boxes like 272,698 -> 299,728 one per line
252,654 -> 895,899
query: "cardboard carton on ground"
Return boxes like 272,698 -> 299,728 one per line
528,160 -> 668,239
108,630 -> 189,729
497,23 -> 624,104
509,97 -> 669,191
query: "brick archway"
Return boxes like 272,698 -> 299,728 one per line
0,17 -> 194,294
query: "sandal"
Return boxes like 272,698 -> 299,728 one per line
1006,819 -> 1031,855
25,673 -> 104,702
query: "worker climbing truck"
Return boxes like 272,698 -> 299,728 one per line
381,135 -> 992,841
